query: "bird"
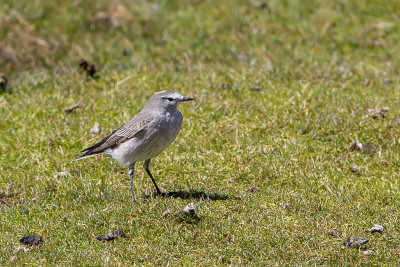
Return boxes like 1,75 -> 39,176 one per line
75,90 -> 195,204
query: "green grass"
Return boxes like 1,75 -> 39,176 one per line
1,0 -> 400,265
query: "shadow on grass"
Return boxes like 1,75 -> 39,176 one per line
144,190 -> 239,201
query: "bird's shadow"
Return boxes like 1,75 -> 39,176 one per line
143,190 -> 239,201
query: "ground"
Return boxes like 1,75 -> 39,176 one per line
1,0 -> 400,265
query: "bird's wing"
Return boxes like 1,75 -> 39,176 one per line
76,112 -> 154,159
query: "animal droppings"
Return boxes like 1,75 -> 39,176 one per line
96,229 -> 126,242
343,236 -> 369,248
365,224 -> 384,234
19,235 -> 43,246
78,59 -> 97,77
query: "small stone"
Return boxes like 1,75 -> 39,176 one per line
348,141 -> 363,151
365,224 -> 384,234
19,235 -> 43,246
96,229 -> 125,242
64,104 -> 84,113
90,123 -> 101,134
343,236 -> 369,248
363,250 -> 373,256
327,228 -> 341,237
183,202 -> 196,216
350,166 -> 361,172
246,187 -> 260,193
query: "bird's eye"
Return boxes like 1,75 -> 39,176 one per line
167,98 -> 174,101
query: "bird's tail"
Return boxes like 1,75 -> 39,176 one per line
73,152 -> 99,162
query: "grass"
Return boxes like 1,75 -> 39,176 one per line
1,0 -> 400,265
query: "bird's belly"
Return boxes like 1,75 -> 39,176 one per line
107,113 -> 182,166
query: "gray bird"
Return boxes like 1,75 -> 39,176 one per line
75,90 -> 195,204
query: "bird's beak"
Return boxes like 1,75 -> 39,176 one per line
180,97 -> 195,102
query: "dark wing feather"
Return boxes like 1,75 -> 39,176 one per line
76,112 -> 154,160
80,128 -> 119,153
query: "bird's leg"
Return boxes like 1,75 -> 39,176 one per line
143,159 -> 163,195
128,163 -> 136,205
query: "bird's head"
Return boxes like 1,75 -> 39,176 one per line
145,90 -> 195,111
